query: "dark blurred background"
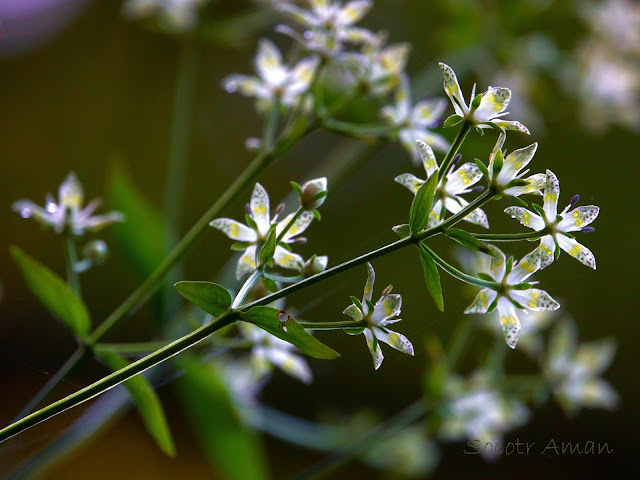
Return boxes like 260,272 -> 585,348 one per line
0,0 -> 638,478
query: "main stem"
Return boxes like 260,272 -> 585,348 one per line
63,231 -> 81,296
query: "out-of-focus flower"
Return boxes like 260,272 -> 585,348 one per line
343,263 -> 414,370
276,0 -> 376,56
544,320 -> 619,414
585,0 -> 640,55
440,373 -> 530,460
505,170 -> 599,270
395,140 -> 488,228
223,39 -> 320,112
211,183 -> 315,280
301,254 -> 328,276
439,63 -> 529,134
122,0 -> 208,32
381,76 -> 449,161
486,134 -> 546,197
12,172 -> 124,235
240,322 -> 313,384
465,246 -> 560,349
483,310 -> 555,359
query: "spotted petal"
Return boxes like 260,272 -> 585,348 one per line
439,63 -> 467,116
558,206 -> 600,232
394,173 -> 424,194
363,262 -> 375,305
473,87 -> 511,122
497,298 -> 521,349
544,170 -> 560,221
371,294 -> 402,325
236,245 -> 257,280
496,143 -> 538,186
464,288 -> 497,314
374,327 -> 414,356
504,206 -> 545,231
444,197 -> 489,229
273,245 -> 304,271
445,163 -> 483,195
488,245 -> 506,281
556,234 -> 596,270
210,218 -> 258,242
507,248 -> 541,285
277,210 -> 314,242
416,139 -> 439,176
492,120 -> 530,135
510,288 -> 560,312
538,234 -> 556,269
364,328 -> 384,370
250,183 -> 271,237
343,303 -> 363,321
412,98 -> 446,128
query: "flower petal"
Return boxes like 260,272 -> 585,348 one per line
416,139 -> 439,176
473,87 -> 511,122
394,173 -> 424,194
575,339 -> 616,376
265,348 -> 313,384
210,218 -> 257,242
504,206 -> 545,231
412,98 -> 447,128
371,294 -> 402,324
236,245 -> 257,280
277,210 -> 314,241
538,234 -> 556,269
507,248 -> 541,284
509,288 -> 560,312
556,234 -> 596,270
503,173 -> 546,197
12,200 -> 55,225
222,74 -> 268,98
492,120 -> 530,134
558,206 -> 600,232
277,3 -> 318,27
273,245 -> 304,271
444,197 -> 489,228
250,182 -> 271,237
363,262 -> 375,305
416,130 -> 450,153
364,328 -> 384,370
445,163 -> 483,194
81,212 -> 125,232
59,172 -> 84,209
374,327 -> 414,355
544,170 -> 560,221
337,0 -> 372,25
497,297 -> 521,349
343,303 -> 363,321
488,245 -> 506,282
439,63 -> 467,115
496,143 -> 538,186
287,56 -> 320,96
256,39 -> 283,82
464,288 -> 497,314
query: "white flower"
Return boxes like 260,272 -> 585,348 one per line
300,177 -> 328,210
464,246 -> 560,349
223,39 -> 320,111
122,0 -> 207,32
381,76 -> 449,162
544,320 -> 619,414
12,172 -> 124,235
240,323 -> 313,384
343,263 -> 414,370
210,183 -> 315,280
486,134 -> 546,197
505,170 -> 599,270
277,0 -> 376,56
395,140 -> 488,228
439,62 -> 530,134
440,374 -> 529,460
301,254 -> 328,276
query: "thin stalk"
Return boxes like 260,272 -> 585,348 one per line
473,231 -> 546,242
262,99 -> 280,151
232,269 -> 263,309
163,38 -> 200,319
0,311 -> 237,443
275,206 -> 303,244
320,118 -> 399,138
92,342 -> 171,356
63,231 -> 81,296
445,317 -> 473,368
421,244 -> 499,289
298,320 -> 366,331
438,121 -> 472,181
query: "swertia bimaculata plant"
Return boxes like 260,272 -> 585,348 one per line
3,1 -> 617,477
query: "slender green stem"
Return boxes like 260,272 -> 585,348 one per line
299,320 -> 366,331
63,231 -> 81,296
438,121 -> 472,181
275,206 -> 303,244
263,99 -> 280,151
10,346 -> 87,423
421,243 -> 499,289
473,231 -> 545,242
163,38 -> 200,319
445,316 -> 473,369
320,118 -> 398,138
0,311 -> 237,443
232,269 -> 263,309
92,342 -> 171,355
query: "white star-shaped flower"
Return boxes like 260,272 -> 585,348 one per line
210,183 -> 315,280
505,169 -> 599,270
223,39 -> 320,111
464,246 -> 560,349
439,62 -> 530,134
395,140 -> 488,228
343,263 -> 414,370
381,76 -> 449,162
12,172 -> 124,235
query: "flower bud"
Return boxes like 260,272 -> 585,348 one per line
300,177 -> 328,210
82,239 -> 108,264
302,255 -> 328,276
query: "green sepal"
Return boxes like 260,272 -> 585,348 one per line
409,172 -> 438,234
230,241 -> 254,251
474,126 -> 485,136
443,114 -> 463,128
344,326 -> 366,336
474,158 -> 489,179
258,228 -> 277,266
505,256 -> 514,276
492,148 -> 504,178
418,244 -> 444,311
312,209 -> 322,221
365,298 -> 375,313
241,306 -> 340,359
477,273 -> 495,282
313,190 -> 328,201
513,196 -> 529,207
506,178 -> 531,188
444,228 -> 494,256
392,224 -> 411,238
245,214 -> 258,231
513,282 -> 533,290
532,203 -> 546,220
560,231 -> 575,240
350,296 -> 364,312
262,276 -> 279,293
487,297 -> 498,313
290,181 -> 303,196
485,121 -> 506,134
471,93 -> 483,110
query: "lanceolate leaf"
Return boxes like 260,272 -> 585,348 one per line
409,173 -> 438,234
177,357 -> 269,480
97,351 -> 175,456
174,281 -> 232,317
444,228 -> 494,255
241,306 -> 340,359
418,245 -> 444,311
10,246 -> 90,339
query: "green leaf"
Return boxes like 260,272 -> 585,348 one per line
177,357 -> 269,480
107,161 -> 165,279
97,351 -> 175,456
174,281 -> 232,317
409,173 -> 438,234
262,276 -> 279,293
418,245 -> 444,311
392,224 -> 411,238
443,114 -> 463,128
259,228 -> 277,266
444,228 -> 494,256
11,246 -> 90,339
241,306 -> 340,359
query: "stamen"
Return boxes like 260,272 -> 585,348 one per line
467,186 -> 485,193
450,153 -> 462,171
580,226 -> 595,233
275,203 -> 285,215
570,194 -> 580,208
381,284 -> 393,297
